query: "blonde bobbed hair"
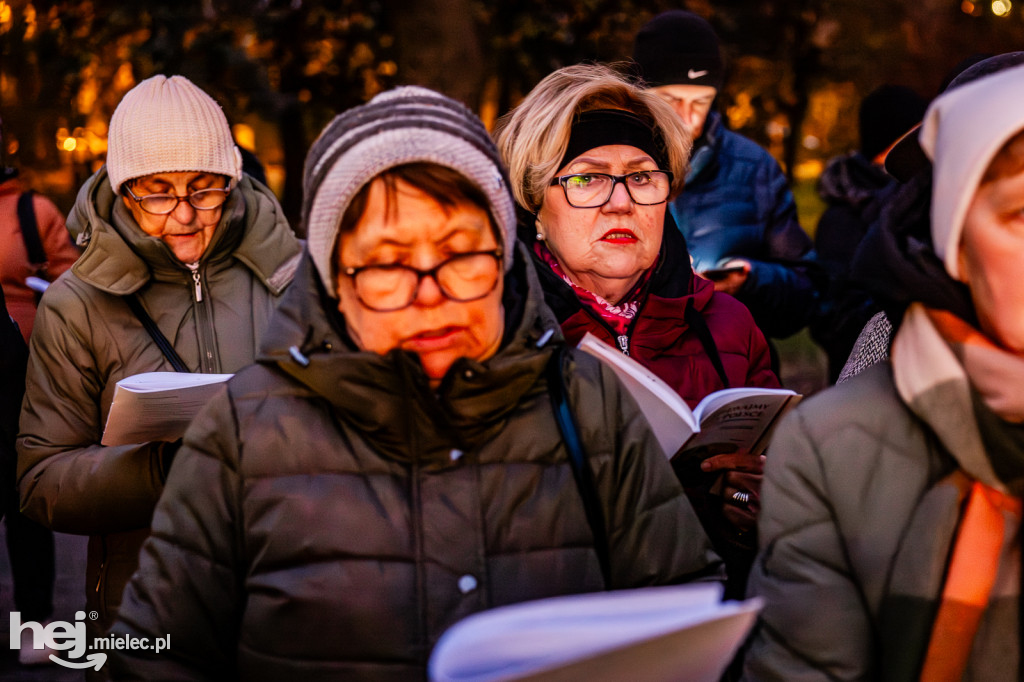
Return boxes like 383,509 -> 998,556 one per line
495,62 -> 691,213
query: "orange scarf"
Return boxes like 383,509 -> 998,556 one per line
918,309 -> 1024,680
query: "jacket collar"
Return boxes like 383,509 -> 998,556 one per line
69,168 -> 301,296
257,242 -> 565,462
686,111 -> 722,184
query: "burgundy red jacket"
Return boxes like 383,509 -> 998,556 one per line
521,214 -> 780,408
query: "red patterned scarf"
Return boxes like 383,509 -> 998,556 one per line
534,241 -> 651,338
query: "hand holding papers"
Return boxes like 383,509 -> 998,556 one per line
101,372 -> 232,446
428,583 -> 761,682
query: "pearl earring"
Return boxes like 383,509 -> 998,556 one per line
536,232 -> 545,241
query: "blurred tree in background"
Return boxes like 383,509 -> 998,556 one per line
3,0 -> 1024,232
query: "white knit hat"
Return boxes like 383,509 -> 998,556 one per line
919,62 -> 1024,280
106,75 -> 243,193
303,86 -> 516,295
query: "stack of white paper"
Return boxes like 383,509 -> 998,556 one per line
429,583 -> 761,682
101,371 -> 233,446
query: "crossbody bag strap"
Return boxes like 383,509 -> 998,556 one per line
16,191 -> 48,273
124,295 -> 189,373
685,302 -> 730,389
546,345 -> 612,588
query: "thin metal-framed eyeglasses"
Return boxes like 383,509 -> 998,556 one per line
123,184 -> 231,215
550,170 -> 673,209
341,248 -> 504,312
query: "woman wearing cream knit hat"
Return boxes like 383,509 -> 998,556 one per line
16,74 -> 301,675
744,59 -> 1024,680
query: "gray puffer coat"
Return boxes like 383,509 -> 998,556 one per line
109,247 -> 721,681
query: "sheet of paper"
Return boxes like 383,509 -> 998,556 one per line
429,583 -> 762,682
101,372 -> 232,446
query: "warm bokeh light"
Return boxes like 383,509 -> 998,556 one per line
962,0 -> 976,13
794,160 -> 824,181
113,62 -> 134,92
726,92 -> 756,130
62,137 -> 77,152
23,3 -> 36,40
993,0 -> 1012,15
233,123 -> 257,152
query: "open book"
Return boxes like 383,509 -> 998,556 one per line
101,372 -> 233,446
577,332 -> 800,460
428,583 -> 761,682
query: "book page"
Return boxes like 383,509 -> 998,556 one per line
429,583 -> 761,682
685,388 -> 800,456
577,333 -> 697,457
101,372 -> 233,446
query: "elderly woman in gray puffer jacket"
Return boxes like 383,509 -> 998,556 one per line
108,87 -> 721,681
745,56 -> 1024,681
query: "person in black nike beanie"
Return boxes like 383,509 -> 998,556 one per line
632,10 -> 820,354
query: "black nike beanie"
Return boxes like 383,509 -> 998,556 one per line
632,10 -> 724,90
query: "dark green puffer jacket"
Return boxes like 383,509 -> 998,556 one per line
110,246 -> 721,681
17,168 -> 301,641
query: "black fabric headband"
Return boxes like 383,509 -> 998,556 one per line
558,109 -> 668,172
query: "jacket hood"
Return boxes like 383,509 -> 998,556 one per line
849,171 -> 975,328
68,168 -> 301,296
255,241 -> 565,461
817,152 -> 892,207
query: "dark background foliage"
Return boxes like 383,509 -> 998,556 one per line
2,0 -> 1023,231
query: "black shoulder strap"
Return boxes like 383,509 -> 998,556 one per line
16,191 -> 47,268
685,302 -> 730,389
124,295 -> 189,373
546,346 -> 612,587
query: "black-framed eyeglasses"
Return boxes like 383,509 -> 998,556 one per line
550,170 -> 673,208
341,248 -> 504,312
123,184 -> 231,215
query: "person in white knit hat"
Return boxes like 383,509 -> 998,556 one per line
16,74 -> 301,677
106,85 -> 720,680
744,58 -> 1024,680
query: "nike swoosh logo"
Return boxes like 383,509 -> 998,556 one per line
688,69 -> 709,79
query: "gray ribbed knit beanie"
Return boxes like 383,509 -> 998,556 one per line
303,86 -> 516,296
106,75 -> 243,193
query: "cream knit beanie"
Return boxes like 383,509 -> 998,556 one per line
303,86 -> 516,295
919,62 -> 1024,280
106,75 -> 243,193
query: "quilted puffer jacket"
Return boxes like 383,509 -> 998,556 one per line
668,112 -> 819,339
17,168 -> 301,646
109,247 -> 721,681
745,308 -> 1024,681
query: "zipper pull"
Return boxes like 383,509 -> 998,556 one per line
187,263 -> 202,302
617,334 -> 630,355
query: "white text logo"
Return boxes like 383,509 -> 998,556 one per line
9,610 -> 171,670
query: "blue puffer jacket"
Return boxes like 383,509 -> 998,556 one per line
669,112 -> 819,339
